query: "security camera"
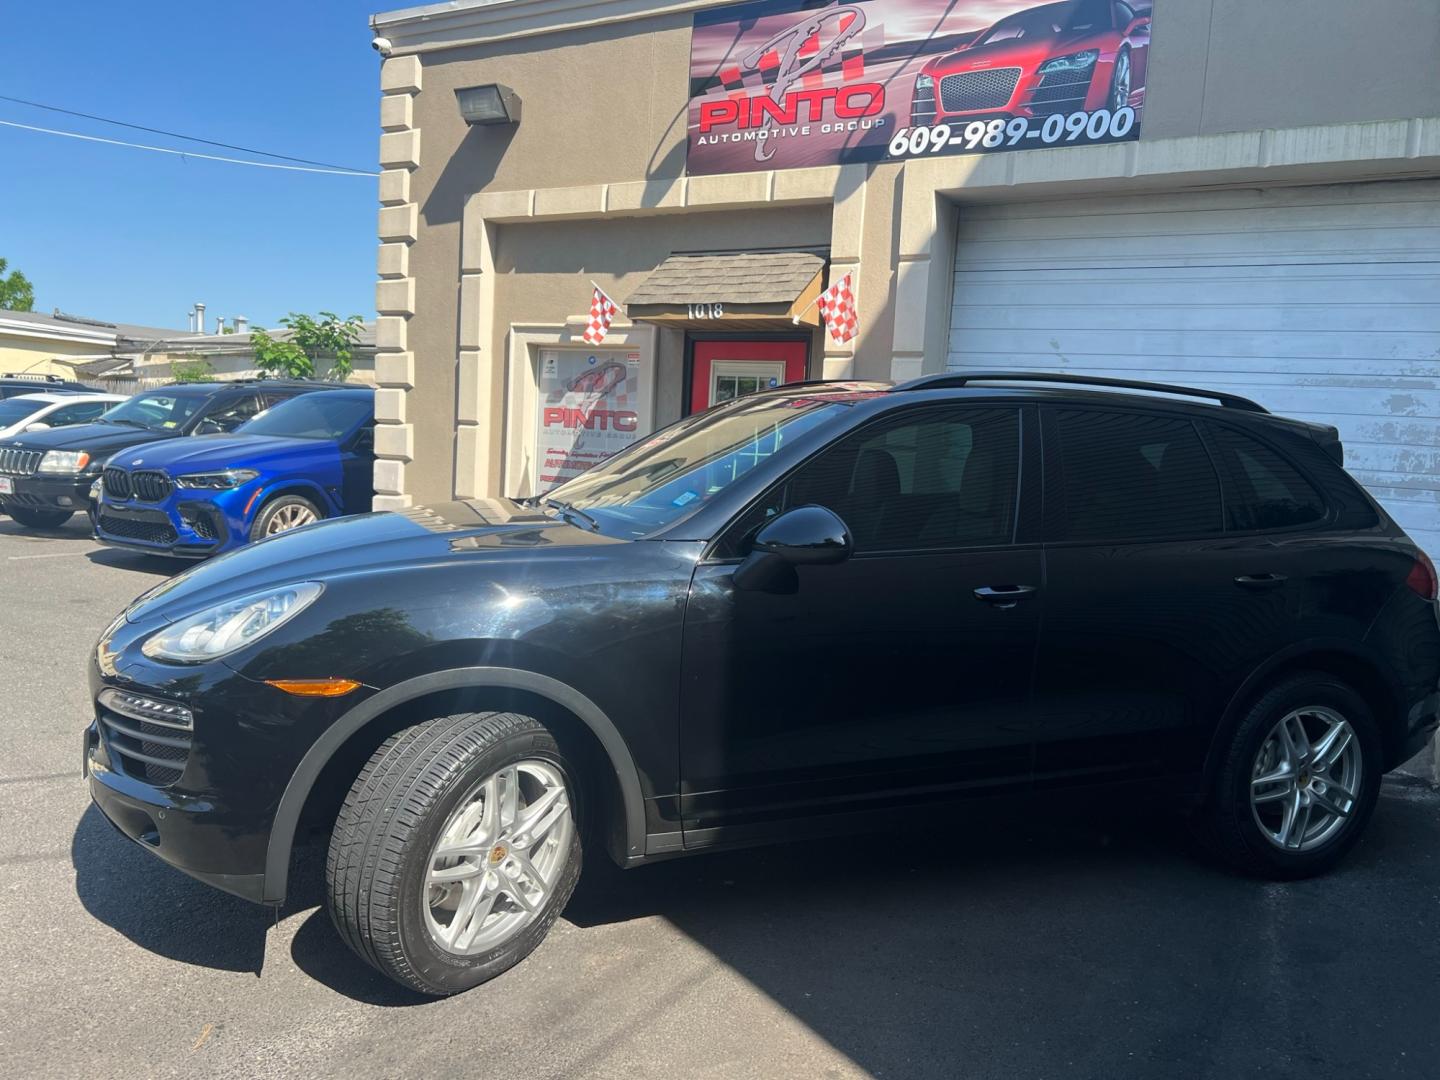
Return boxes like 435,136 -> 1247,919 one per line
372,36 -> 393,56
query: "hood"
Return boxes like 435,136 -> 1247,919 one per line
108,433 -> 333,474
125,499 -> 622,623
924,30 -> 1102,74
0,420 -> 181,457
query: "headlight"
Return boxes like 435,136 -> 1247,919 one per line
1038,49 -> 1099,74
37,450 -> 92,474
175,469 -> 260,490
915,73 -> 934,91
141,582 -> 323,663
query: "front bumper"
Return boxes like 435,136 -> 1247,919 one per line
84,724 -> 270,903
94,498 -> 229,558
0,472 -> 95,513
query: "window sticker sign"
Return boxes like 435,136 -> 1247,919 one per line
535,349 -> 647,491
687,0 -> 1151,175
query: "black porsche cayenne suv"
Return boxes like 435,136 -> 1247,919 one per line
85,372 -> 1440,996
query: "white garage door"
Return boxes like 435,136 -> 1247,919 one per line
947,180 -> 1440,552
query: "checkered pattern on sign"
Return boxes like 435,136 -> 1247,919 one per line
817,271 -> 858,344
583,285 -> 619,345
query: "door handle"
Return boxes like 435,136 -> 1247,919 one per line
974,585 -> 1037,610
1234,573 -> 1288,590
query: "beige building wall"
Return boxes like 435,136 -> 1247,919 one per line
374,0 -> 1440,505
0,336 -> 95,380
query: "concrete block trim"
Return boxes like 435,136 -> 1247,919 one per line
380,94 -> 414,132
375,351 -> 416,389
380,55 -> 422,94
379,129 -> 422,171
379,169 -> 412,207
377,242 -> 411,280
376,277 -> 417,317
378,203 -> 419,243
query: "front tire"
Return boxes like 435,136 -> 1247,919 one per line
1108,47 -> 1132,112
1201,673 -> 1381,879
326,711 -> 583,996
250,494 -> 322,542
7,506 -> 73,529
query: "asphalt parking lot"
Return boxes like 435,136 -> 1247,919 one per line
3,515 -> 1440,1080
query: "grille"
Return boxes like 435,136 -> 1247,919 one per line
98,512 -> 177,546
938,67 -> 1021,113
102,467 -> 131,499
133,471 -> 173,502
0,447 -> 43,476
98,707 -> 192,786
188,512 -> 218,541
1028,67 -> 1092,115
104,468 -> 172,502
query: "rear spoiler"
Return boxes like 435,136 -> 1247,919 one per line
1305,423 -> 1344,467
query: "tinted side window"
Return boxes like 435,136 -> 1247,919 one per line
735,407 -> 1020,554
1208,425 -> 1325,531
202,394 -> 262,432
50,401 -> 109,425
1053,409 -> 1221,542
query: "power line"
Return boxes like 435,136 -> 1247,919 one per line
0,119 -> 377,177
0,93 -> 377,174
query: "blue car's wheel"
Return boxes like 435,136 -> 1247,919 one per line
250,494 -> 322,543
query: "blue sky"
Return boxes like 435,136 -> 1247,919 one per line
0,2 -> 387,331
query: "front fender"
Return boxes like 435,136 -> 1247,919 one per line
261,666 -> 648,904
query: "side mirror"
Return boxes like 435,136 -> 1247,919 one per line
23,422 -> 50,432
351,427 -> 375,453
733,505 -> 852,591
193,418 -> 224,435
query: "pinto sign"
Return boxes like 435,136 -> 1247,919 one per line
686,0 -> 1151,176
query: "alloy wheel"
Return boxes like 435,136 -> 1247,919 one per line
264,503 -> 317,535
1110,51 -> 1131,112
423,760 -> 575,955
1249,706 -> 1362,852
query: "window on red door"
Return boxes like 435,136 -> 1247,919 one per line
690,340 -> 808,415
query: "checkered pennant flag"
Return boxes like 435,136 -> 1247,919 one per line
816,271 -> 859,345
583,284 -> 620,345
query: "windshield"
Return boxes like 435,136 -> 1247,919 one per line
974,1 -> 1106,43
238,393 -> 373,440
0,398 -> 50,427
100,392 -> 205,432
542,394 -> 863,537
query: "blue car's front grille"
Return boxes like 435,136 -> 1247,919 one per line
133,471 -> 173,503
104,467 -> 172,503
98,511 -> 177,546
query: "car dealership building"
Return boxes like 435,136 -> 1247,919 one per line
368,0 -> 1440,551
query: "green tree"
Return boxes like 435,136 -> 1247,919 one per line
170,358 -> 215,383
252,311 -> 364,381
0,257 -> 35,312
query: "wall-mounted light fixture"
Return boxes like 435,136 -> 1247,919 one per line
455,84 -> 522,126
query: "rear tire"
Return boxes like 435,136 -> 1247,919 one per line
7,506 -> 73,529
326,711 -> 583,996
1200,672 -> 1381,879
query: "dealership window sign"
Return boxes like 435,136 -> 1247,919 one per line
534,349 -> 650,491
687,0 -> 1152,176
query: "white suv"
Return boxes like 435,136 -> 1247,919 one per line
0,392 -> 126,441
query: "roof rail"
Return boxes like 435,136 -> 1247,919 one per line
0,372 -> 66,382
893,371 -> 1268,413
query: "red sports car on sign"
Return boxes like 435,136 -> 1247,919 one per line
913,0 -> 1151,126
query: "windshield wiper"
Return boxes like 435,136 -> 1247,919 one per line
106,418 -> 151,428
543,498 -> 600,532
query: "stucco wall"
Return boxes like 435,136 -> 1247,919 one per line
0,337 -> 95,380
386,0 -> 1440,502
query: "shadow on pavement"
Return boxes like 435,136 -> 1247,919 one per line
84,547 -> 189,577
73,780 -> 1440,1076
71,804 -> 271,975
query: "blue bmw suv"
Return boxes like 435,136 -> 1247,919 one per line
94,387 -> 374,557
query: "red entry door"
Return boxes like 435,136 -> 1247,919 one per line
689,340 -> 808,415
